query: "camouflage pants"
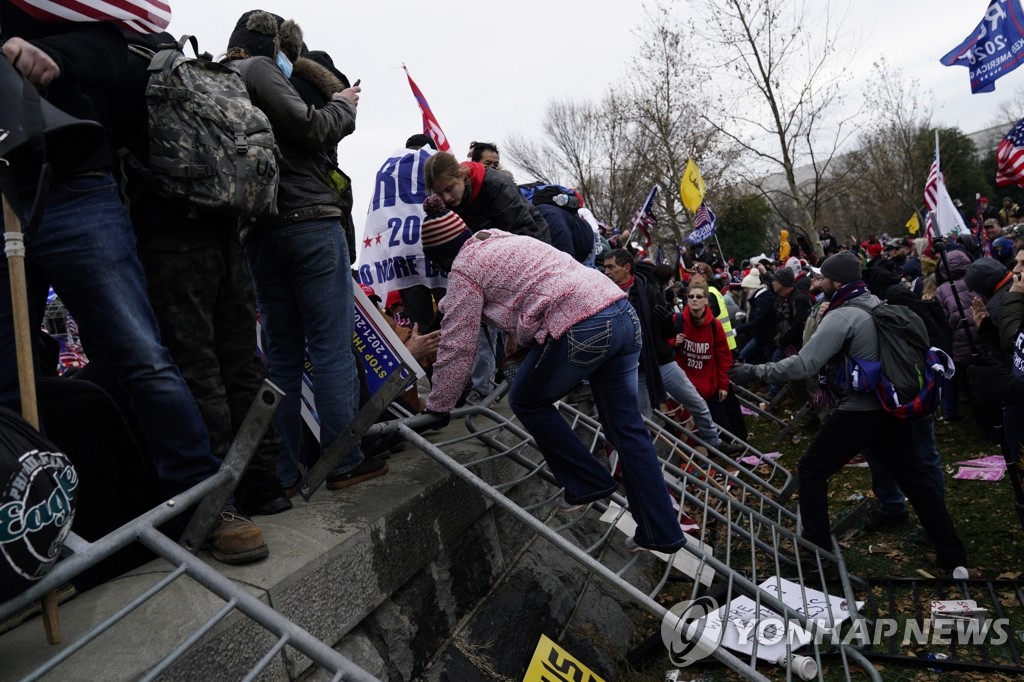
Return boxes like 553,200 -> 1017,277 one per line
138,226 -> 281,486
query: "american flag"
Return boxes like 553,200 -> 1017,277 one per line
923,147 -> 941,235
9,0 -> 171,34
630,185 -> 658,247
686,200 -> 717,244
997,118 -> 1024,188
403,65 -> 451,153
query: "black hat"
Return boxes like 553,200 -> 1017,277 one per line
228,10 -> 280,59
820,251 -> 862,283
405,134 -> 436,150
771,268 -> 795,288
0,57 -> 104,187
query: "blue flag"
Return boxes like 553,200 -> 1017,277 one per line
940,0 -> 1024,94
686,201 -> 717,244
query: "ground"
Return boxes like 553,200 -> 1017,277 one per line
617,396 -> 1024,682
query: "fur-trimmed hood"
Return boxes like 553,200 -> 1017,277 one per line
291,50 -> 349,105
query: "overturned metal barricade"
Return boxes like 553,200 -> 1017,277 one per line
0,380 -> 380,682
385,399 -> 881,681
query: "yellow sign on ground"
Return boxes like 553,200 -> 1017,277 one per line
522,633 -> 606,682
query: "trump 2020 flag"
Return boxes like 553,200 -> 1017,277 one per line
403,65 -> 451,153
997,117 -> 1024,187
940,0 -> 1024,94
630,185 -> 658,247
687,201 -> 717,244
9,0 -> 171,33
680,159 -> 706,213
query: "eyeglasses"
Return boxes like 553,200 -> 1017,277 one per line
687,294 -> 706,300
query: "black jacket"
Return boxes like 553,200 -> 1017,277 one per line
455,167 -> 551,244
234,56 -> 356,235
736,288 -> 777,345
624,269 -> 672,404
1,4 -> 127,182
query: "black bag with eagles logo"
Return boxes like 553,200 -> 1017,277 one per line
0,407 -> 78,601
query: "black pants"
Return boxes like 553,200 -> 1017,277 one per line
797,409 -> 967,568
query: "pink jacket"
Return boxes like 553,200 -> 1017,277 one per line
425,230 -> 625,412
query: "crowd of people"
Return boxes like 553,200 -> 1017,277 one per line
2,2 -> 1023,586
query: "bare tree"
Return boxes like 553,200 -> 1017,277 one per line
686,0 -> 860,252
833,59 -> 934,240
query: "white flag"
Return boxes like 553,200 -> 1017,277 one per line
933,177 -> 968,237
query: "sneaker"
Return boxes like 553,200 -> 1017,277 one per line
206,511 -> 268,565
845,455 -> 869,468
623,537 -> 648,553
715,441 -> 745,456
863,507 -> 909,532
326,458 -> 389,491
554,492 -> 587,513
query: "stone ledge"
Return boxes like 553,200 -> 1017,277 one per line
0,418 -> 517,681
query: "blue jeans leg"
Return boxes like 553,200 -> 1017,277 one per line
470,325 -> 497,395
245,218 -> 361,488
509,299 -> 686,552
637,365 -> 723,446
0,175 -> 221,495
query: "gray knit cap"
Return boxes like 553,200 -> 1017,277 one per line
819,251 -> 862,283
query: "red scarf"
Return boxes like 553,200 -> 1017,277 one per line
461,161 -> 486,203
616,275 -> 635,292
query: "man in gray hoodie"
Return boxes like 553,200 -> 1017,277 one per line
730,252 -> 968,569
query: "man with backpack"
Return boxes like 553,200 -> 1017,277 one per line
730,252 -> 968,570
0,5 -> 270,563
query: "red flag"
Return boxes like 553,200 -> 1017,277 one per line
9,0 -> 171,34
403,65 -> 450,153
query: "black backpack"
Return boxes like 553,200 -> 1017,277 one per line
0,407 -> 78,601
121,35 -> 280,218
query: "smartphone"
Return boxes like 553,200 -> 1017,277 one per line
353,78 -> 361,87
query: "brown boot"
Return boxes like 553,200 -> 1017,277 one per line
206,511 -> 268,564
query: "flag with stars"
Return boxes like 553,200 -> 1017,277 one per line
355,147 -> 448,305
997,117 -> 1024,187
686,201 -> 717,244
630,185 -> 658,247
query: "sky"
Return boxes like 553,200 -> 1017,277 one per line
166,0 -> 1017,222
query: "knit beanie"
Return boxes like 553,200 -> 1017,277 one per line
741,272 -> 763,289
421,195 -> 472,266
771,268 -> 795,288
820,251 -> 862,283
228,10 -> 280,59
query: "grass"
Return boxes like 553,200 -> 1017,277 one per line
617,396 -> 1024,682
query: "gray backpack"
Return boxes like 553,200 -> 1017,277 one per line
128,35 -> 279,217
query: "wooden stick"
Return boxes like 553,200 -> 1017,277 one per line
3,195 -> 60,644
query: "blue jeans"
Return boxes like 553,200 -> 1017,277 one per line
739,338 -> 770,364
638,363 -> 724,447
508,299 -> 686,552
864,416 -> 944,514
0,175 -> 221,495
470,325 -> 497,395
244,218 -> 361,488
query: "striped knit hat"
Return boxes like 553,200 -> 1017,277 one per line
421,195 -> 472,266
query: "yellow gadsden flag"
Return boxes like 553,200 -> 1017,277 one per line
680,159 -> 706,213
906,212 -> 920,234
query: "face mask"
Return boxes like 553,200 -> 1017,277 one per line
276,52 -> 293,79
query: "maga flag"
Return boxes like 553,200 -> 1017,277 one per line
403,65 -> 451,153
630,185 -> 658,247
940,0 -> 1024,94
9,0 -> 170,33
680,159 -> 706,213
686,201 -> 717,244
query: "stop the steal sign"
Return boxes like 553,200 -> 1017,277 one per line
523,634 -> 605,682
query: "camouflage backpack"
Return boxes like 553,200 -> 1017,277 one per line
127,35 -> 279,217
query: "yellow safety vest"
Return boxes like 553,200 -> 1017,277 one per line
708,287 -> 737,350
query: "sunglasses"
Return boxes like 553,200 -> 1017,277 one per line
687,294 -> 706,300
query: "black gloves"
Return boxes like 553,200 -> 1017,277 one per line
729,364 -> 757,387
422,410 -> 451,430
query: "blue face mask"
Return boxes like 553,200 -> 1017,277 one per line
276,52 -> 293,79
